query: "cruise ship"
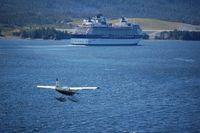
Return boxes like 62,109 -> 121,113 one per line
70,14 -> 143,45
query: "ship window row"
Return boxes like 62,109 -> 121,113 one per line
75,27 -> 140,35
89,28 -> 138,36
75,27 -> 90,34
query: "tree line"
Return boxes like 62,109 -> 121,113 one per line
155,30 -> 200,40
13,27 -> 70,40
11,28 -> 200,41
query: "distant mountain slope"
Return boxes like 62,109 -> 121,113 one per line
111,18 -> 200,30
0,0 -> 200,25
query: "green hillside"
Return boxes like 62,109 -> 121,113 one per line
0,0 -> 200,26
74,18 -> 200,30
119,18 -> 200,30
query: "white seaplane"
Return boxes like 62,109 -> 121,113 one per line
37,79 -> 99,97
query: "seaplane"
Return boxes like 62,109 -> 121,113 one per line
37,79 -> 99,102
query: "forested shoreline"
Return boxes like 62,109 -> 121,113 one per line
9,28 -> 200,41
12,27 -> 70,40
155,30 -> 200,40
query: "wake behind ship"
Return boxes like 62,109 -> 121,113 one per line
70,14 -> 143,46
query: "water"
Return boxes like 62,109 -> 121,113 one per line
0,38 -> 200,132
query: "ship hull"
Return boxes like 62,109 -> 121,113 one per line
70,38 -> 141,46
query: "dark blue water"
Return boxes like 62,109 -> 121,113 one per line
0,38 -> 200,132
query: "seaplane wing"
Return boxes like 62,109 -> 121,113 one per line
68,87 -> 98,91
37,85 -> 56,90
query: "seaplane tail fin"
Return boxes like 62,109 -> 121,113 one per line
69,87 -> 99,91
37,85 -> 56,90
56,78 -> 60,87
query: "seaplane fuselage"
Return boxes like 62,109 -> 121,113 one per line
55,88 -> 76,96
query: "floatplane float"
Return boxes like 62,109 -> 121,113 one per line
37,78 -> 99,102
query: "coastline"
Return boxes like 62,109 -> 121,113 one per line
1,17 -> 200,41
1,36 -> 200,43
1,31 -> 200,41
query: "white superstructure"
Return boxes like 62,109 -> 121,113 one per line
70,14 -> 143,46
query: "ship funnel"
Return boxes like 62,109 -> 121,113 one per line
97,13 -> 103,18
121,16 -> 127,23
88,17 -> 92,22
